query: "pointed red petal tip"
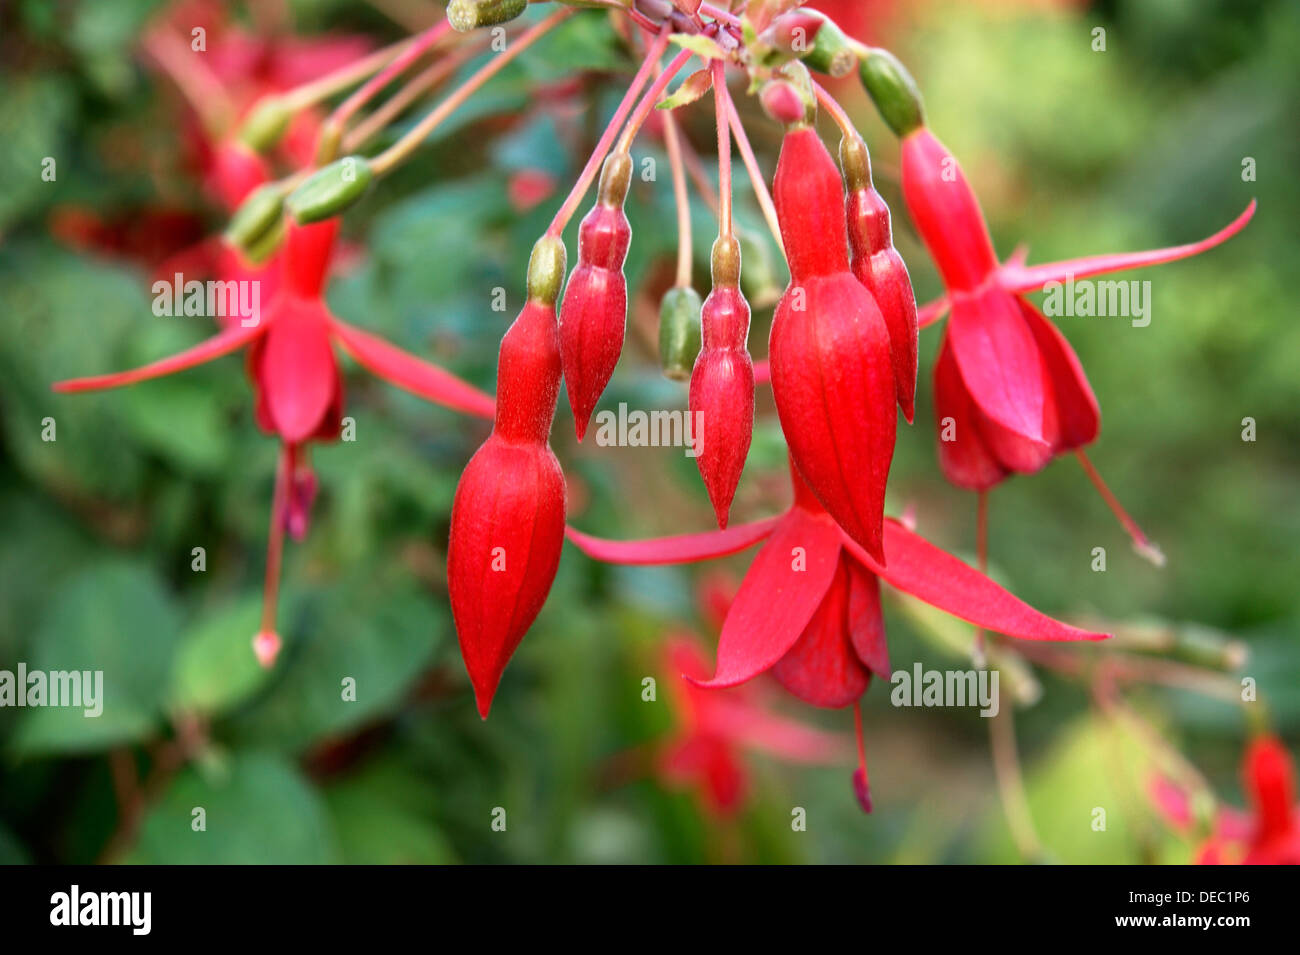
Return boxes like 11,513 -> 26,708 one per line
852,767 -> 872,814
252,630 -> 282,669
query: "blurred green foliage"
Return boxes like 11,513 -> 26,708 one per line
0,0 -> 1296,864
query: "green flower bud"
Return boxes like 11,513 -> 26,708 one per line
225,182 -> 286,250
286,156 -> 375,224
800,12 -> 855,79
243,215 -> 286,265
238,96 -> 293,152
859,48 -> 925,137
447,0 -> 528,32
658,285 -> 703,381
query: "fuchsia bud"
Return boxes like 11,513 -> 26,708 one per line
689,236 -> 754,529
558,153 -> 633,440
449,236 -> 569,718
841,134 -> 919,423
769,125 -> 896,562
252,630 -> 282,669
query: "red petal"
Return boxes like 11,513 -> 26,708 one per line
847,561 -> 890,678
996,202 -> 1256,292
1019,298 -> 1099,450
256,299 -> 339,443
844,521 -> 1109,643
704,697 -> 847,763
770,560 -> 870,708
1245,735 -> 1297,845
697,509 -> 844,689
917,296 -> 950,330
53,322 -> 264,393
564,517 -> 779,565
329,317 -> 495,419
946,285 -> 1047,445
933,334 -> 1007,491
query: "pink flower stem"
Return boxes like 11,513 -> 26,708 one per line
812,80 -> 857,139
973,489 -> 989,666
545,28 -> 675,238
260,442 -> 293,636
661,110 -> 694,288
371,7 -> 574,176
614,48 -> 695,155
723,92 -> 784,256
712,60 -> 733,239
320,19 -> 453,158
1075,450 -> 1165,567
141,29 -> 237,136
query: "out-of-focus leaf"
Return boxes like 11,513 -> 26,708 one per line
13,562 -> 179,755
125,751 -> 339,864
322,758 -> 456,864
169,597 -> 274,716
228,581 -> 442,750
0,77 -> 74,229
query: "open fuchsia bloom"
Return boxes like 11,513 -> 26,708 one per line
54,215 -> 495,666
659,636 -> 846,817
568,459 -> 1107,810
1152,736 -> 1300,865
859,49 -> 1255,559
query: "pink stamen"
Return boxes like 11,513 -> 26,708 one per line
1075,450 -> 1166,567
852,702 -> 872,814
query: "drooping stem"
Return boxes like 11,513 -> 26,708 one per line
319,19 -> 453,160
141,30 -> 236,136
545,28 -> 674,237
812,80 -> 857,140
712,60 -> 733,240
281,36 -> 428,112
973,489 -> 989,666
371,8 -> 574,177
260,442 -> 293,636
1075,450 -> 1165,567
613,47 -> 694,156
723,93 -> 784,256
989,700 -> 1043,861
662,109 -> 694,288
344,42 -> 485,152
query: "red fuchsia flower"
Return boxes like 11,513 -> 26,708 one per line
1151,736 -> 1300,865
658,636 -> 846,817
558,153 -> 633,440
448,237 -> 569,718
689,236 -> 755,529
871,50 -> 1253,559
567,458 -> 1108,809
769,122 -> 897,563
54,217 -> 495,665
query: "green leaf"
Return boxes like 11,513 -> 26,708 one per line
0,77 -> 74,229
13,562 -> 180,756
322,758 -> 456,864
169,597 -> 275,716
228,581 -> 442,750
125,751 -> 339,864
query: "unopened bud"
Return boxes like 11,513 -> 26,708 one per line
238,96 -> 292,152
773,60 -> 816,127
800,11 -> 856,78
658,285 -> 703,381
243,215 -> 286,265
286,156 -> 375,224
839,134 -> 872,192
760,80 -> 806,125
225,182 -> 285,250
448,0 -> 528,32
859,48 -> 925,137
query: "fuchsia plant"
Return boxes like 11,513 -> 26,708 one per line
53,1 -> 1268,836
